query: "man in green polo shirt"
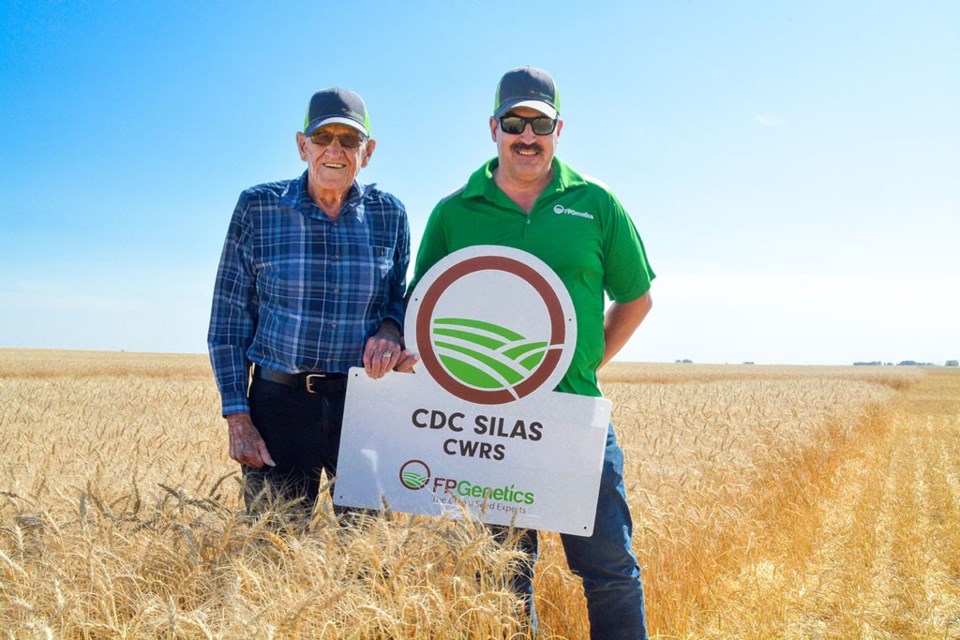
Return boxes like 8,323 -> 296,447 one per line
410,66 -> 655,640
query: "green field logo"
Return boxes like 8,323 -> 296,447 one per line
406,247 -> 577,405
399,460 -> 430,490
432,317 -> 549,391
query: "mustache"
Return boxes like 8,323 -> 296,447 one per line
511,142 -> 542,154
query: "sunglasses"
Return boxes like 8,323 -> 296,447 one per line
498,115 -> 558,136
308,130 -> 366,149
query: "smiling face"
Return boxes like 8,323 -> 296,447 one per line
296,123 -> 376,207
489,106 -> 562,189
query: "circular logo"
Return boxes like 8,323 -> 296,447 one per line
399,459 -> 430,490
406,246 -> 577,405
553,204 -> 565,214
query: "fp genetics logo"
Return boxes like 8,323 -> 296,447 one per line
399,459 -> 430,490
553,203 -> 595,220
398,459 -> 536,505
406,246 -> 577,405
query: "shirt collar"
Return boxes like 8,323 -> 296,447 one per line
462,157 -> 588,202
281,171 -> 372,222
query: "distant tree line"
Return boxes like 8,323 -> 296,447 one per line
670,359 -> 958,366
853,360 -> 957,367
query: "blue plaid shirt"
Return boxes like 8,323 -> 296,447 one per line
208,171 -> 410,415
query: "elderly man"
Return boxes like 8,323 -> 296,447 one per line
208,88 -> 414,524
409,67 -> 655,639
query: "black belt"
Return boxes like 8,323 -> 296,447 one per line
254,365 -> 347,394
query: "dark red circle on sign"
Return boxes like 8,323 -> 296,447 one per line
399,459 -> 430,490
416,255 -> 566,405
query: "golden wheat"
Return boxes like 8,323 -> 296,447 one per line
1,349 -> 955,639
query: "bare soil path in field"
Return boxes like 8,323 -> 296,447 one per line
776,369 -> 960,639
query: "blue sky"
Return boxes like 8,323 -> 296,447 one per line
1,1 -> 957,365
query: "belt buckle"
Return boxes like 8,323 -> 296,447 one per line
305,373 -> 326,394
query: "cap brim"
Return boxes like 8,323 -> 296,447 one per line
304,116 -> 368,136
494,99 -> 558,120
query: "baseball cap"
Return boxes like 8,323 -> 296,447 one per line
303,88 -> 371,137
493,66 -> 560,120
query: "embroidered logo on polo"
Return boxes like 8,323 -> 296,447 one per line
406,246 -> 577,405
552,204 -> 595,220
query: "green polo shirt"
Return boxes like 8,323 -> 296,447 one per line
410,157 -> 655,398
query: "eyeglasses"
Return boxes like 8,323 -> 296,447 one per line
498,115 -> 558,135
308,130 -> 366,149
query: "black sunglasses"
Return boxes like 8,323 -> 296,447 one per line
498,114 -> 558,136
308,130 -> 366,149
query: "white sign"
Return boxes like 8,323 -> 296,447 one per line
334,246 -> 611,535
336,368 -> 610,534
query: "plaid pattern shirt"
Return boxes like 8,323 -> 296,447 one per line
208,171 -> 410,415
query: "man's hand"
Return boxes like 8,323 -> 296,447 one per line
363,321 -> 419,378
392,349 -> 420,373
226,413 -> 276,468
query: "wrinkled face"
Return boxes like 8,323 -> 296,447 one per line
489,106 -> 562,185
296,124 -> 375,197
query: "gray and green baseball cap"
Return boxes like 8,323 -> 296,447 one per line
493,66 -> 560,119
303,88 -> 371,137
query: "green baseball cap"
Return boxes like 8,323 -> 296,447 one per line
493,66 -> 560,119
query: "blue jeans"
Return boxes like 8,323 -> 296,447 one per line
493,424 -> 648,640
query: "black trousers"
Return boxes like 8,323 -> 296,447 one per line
244,372 -> 348,521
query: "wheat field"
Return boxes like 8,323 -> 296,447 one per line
1,349 -> 958,639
